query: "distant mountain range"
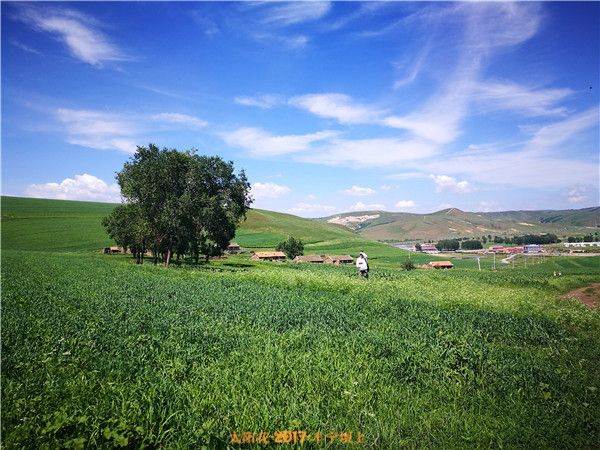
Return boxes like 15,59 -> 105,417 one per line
321,207 -> 600,242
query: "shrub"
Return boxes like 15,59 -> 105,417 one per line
401,259 -> 416,271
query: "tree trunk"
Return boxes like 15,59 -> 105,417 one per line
165,248 -> 172,267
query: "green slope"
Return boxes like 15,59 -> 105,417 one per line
1,196 -> 426,265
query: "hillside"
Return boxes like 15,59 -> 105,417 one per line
1,196 -> 423,265
322,207 -> 600,241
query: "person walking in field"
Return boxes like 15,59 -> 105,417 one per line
356,253 -> 369,279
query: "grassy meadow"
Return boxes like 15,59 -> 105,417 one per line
2,197 -> 600,449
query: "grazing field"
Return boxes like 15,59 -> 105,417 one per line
2,197 -> 600,448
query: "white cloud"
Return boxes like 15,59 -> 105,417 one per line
250,182 -> 290,200
234,94 -> 284,109
221,127 -> 337,157
523,107 -> 599,154
348,201 -> 385,211
11,39 -> 42,55
423,108 -> 599,189
430,174 -> 475,194
305,137 -> 437,167
55,108 -> 213,153
151,113 -> 207,129
287,203 -> 336,216
473,81 -> 573,117
261,2 -> 331,26
289,93 -> 383,124
387,172 -> 428,180
56,108 -> 139,153
16,5 -> 128,67
343,185 -> 376,196
567,186 -> 590,204
25,174 -> 120,202
479,201 -> 501,212
395,200 -> 416,209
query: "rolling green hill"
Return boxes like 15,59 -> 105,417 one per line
322,207 -> 600,241
1,196 -> 427,265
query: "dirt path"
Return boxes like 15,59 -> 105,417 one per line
561,283 -> 600,309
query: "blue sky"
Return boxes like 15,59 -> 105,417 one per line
2,1 -> 599,217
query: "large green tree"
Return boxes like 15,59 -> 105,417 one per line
110,144 -> 252,267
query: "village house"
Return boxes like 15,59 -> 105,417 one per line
564,242 -> 600,248
428,261 -> 454,269
102,246 -> 125,254
293,255 -> 324,263
323,255 -> 354,265
249,251 -> 286,262
420,244 -> 439,254
225,243 -> 241,254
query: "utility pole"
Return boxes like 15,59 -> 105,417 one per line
493,252 -> 496,271
477,257 -> 481,271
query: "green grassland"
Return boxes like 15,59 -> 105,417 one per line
2,197 -> 600,449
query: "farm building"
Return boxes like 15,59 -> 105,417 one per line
323,255 -> 354,265
489,246 -> 508,253
564,242 -> 600,247
250,251 -> 287,262
293,255 -> 324,263
420,244 -> 439,254
428,261 -> 454,269
225,243 -> 241,254
524,244 -> 543,253
506,247 -> 524,253
102,246 -> 124,254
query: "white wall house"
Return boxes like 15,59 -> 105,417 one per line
563,242 -> 600,247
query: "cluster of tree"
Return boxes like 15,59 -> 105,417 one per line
102,144 -> 252,267
567,234 -> 599,243
461,240 -> 483,250
276,236 -> 304,259
491,234 -> 560,245
435,239 -> 460,251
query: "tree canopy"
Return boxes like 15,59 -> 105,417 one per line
435,239 -> 460,251
276,236 -> 304,259
103,144 -> 252,266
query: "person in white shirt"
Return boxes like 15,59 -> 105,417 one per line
356,253 -> 369,279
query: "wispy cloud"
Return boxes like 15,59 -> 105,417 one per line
14,5 -> 129,67
523,107 -> 599,154
56,108 -> 209,154
423,109 -> 599,189
287,202 -> 336,216
234,94 -> 284,109
430,174 -> 475,194
289,93 -> 384,124
473,81 -> 573,117
151,113 -> 207,129
56,108 -> 139,153
395,200 -> 416,208
260,2 -> 331,27
343,185 -> 376,196
10,39 -> 42,55
251,182 -> 290,199
25,174 -> 120,202
567,186 -> 590,204
220,127 -> 337,157
304,137 -> 437,168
